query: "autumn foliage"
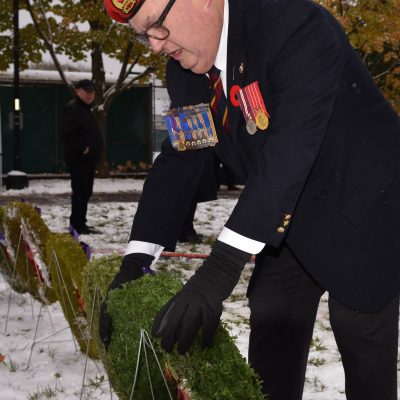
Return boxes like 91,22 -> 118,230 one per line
318,0 -> 400,111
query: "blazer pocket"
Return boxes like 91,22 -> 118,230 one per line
339,161 -> 394,226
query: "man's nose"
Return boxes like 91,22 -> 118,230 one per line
148,37 -> 166,53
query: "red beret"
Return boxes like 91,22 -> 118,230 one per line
104,0 -> 146,23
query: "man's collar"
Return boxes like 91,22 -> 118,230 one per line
213,0 -> 228,74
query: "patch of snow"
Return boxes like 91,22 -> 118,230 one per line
1,179 -> 399,399
6,171 -> 27,177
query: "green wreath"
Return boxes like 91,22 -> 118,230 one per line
46,232 -> 97,358
2,201 -> 56,302
82,256 -> 265,399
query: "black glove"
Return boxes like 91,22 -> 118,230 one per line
99,252 -> 154,348
152,240 -> 251,354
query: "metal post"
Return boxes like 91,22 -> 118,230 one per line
152,73 -> 156,162
6,0 -> 28,189
0,106 -> 3,191
13,0 -> 21,171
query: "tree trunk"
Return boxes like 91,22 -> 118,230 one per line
91,40 -> 109,177
94,107 -> 109,177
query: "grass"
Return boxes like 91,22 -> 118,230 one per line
308,357 -> 326,367
27,384 -> 59,399
87,374 -> 106,388
310,336 -> 327,352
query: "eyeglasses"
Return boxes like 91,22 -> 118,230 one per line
134,0 -> 176,46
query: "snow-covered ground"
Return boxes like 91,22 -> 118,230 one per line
0,179 -> 398,399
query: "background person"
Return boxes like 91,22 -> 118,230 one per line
60,79 -> 103,235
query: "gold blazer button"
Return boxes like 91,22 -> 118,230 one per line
277,227 -> 285,234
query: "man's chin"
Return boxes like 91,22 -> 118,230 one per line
185,62 -> 210,75
177,56 -> 210,75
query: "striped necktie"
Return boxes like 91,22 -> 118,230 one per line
209,66 -> 230,133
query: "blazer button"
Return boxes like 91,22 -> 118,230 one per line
283,220 -> 290,227
284,214 -> 292,220
277,227 -> 285,234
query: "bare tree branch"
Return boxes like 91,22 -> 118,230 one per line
338,0 -> 343,16
122,55 -> 140,81
103,52 -> 141,109
98,22 -> 116,52
116,39 -> 135,89
373,61 -> 400,80
25,0 -> 74,93
121,65 -> 154,91
38,0 -> 53,45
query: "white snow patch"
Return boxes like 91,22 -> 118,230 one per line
1,179 -> 399,399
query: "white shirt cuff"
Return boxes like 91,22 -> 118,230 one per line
218,227 -> 265,255
125,240 -> 164,267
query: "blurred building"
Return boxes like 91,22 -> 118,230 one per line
0,69 -> 169,175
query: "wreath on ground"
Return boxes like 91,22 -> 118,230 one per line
83,256 -> 265,400
46,232 -> 97,358
2,201 -> 56,302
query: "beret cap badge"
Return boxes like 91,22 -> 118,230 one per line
111,0 -> 136,14
105,0 -> 145,23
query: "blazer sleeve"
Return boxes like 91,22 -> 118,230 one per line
225,3 -> 345,247
129,59 -> 214,250
129,140 -> 213,249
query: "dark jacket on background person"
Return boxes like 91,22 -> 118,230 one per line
60,97 -> 103,162
59,94 -> 103,233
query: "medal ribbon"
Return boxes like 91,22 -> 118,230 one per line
238,90 -> 252,121
163,104 -> 218,151
245,82 -> 269,117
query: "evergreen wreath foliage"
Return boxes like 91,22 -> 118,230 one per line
46,232 -> 97,357
81,254 -> 122,359
0,206 -> 16,283
2,201 -> 56,302
82,255 -> 265,400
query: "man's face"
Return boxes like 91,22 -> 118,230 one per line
129,0 -> 224,74
75,88 -> 95,105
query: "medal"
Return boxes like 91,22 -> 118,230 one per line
237,81 -> 270,134
163,103 -> 218,151
237,89 -> 257,135
255,109 -> 269,130
178,140 -> 186,151
246,119 -> 257,135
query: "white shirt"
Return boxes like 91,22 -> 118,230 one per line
125,0 -> 265,261
213,0 -> 229,94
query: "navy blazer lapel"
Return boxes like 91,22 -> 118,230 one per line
227,0 -> 247,145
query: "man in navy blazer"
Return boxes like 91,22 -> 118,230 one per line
102,0 -> 400,398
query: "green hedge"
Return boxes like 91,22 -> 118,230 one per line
46,232 -> 97,358
2,202 -> 56,302
83,256 -> 265,400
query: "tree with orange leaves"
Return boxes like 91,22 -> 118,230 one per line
318,0 -> 400,111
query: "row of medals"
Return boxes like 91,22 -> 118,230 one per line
163,103 -> 218,151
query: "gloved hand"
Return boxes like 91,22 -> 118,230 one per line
152,240 -> 251,354
99,252 -> 154,348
